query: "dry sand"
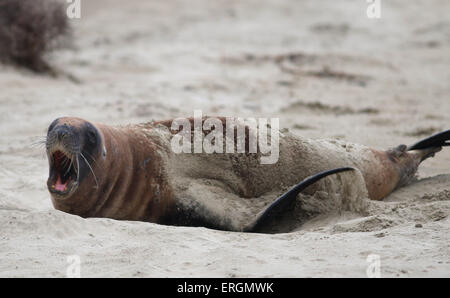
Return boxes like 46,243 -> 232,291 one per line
0,0 -> 449,277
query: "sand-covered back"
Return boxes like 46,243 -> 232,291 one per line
0,0 -> 449,277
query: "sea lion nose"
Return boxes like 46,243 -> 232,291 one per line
58,131 -> 66,140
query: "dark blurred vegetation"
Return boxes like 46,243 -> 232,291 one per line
0,0 -> 71,74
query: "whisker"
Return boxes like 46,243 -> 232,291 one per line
82,150 -> 105,170
80,152 -> 99,189
64,156 -> 74,177
61,155 -> 71,169
76,155 -> 80,182
30,141 -> 47,148
60,155 -> 67,164
30,136 -> 48,149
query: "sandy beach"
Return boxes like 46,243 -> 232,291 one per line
0,0 -> 449,277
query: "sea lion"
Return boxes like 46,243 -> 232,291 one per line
45,116 -> 449,232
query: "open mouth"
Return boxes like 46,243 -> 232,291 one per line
47,150 -> 78,195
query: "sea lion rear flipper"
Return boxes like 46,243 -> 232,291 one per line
407,129 -> 450,151
403,129 -> 449,162
244,167 -> 354,233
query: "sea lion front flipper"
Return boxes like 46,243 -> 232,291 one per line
244,167 -> 355,233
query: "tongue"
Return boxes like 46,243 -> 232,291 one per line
55,175 -> 67,191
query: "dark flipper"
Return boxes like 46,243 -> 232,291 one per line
245,167 -> 354,233
407,129 -> 450,151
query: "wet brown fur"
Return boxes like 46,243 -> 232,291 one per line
50,119 -> 174,223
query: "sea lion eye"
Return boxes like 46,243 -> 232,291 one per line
87,130 -> 97,144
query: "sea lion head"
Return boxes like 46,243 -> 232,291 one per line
46,117 -> 104,199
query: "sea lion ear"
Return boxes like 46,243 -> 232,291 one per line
244,167 -> 355,233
